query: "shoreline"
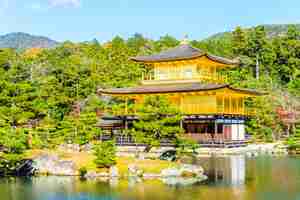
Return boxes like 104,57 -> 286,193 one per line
0,142 -> 291,179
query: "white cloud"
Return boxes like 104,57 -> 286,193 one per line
49,0 -> 81,8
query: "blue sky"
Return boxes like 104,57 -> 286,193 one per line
0,0 -> 299,42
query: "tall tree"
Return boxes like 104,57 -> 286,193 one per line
232,26 -> 247,56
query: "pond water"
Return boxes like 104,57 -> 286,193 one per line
1,155 -> 300,200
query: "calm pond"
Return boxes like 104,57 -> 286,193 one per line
1,155 -> 300,200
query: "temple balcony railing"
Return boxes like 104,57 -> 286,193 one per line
141,71 -> 228,85
104,104 -> 256,117
98,134 -> 174,146
216,105 -> 256,116
180,104 -> 256,116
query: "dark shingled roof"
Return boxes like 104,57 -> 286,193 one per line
98,83 -> 265,96
130,44 -> 239,65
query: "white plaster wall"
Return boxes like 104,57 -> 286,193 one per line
238,124 -> 245,140
231,124 -> 239,140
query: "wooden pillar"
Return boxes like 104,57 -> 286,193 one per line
214,120 -> 218,143
229,96 -> 232,114
242,97 -> 245,115
124,116 -> 128,130
222,95 -> 225,113
133,98 -> 137,114
215,120 -> 218,135
180,95 -> 184,113
125,97 -> 128,115
180,118 -> 184,133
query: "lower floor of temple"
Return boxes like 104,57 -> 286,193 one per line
98,115 -> 249,148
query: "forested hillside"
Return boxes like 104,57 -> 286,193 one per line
0,32 -> 58,49
0,25 -> 299,155
206,24 -> 300,41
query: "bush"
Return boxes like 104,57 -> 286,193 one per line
0,153 -> 24,175
93,141 -> 116,168
79,167 -> 87,178
181,171 -> 197,178
176,137 -> 200,154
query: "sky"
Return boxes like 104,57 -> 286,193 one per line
0,0 -> 299,42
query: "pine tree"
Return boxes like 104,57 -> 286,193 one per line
131,96 -> 183,151
232,26 -> 247,56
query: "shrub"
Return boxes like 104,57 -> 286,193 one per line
181,171 -> 197,178
93,141 -> 116,168
176,137 -> 200,154
79,167 -> 87,178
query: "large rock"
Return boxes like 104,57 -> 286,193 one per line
160,168 -> 181,177
84,171 -> 109,180
160,164 -> 204,178
54,160 -> 77,176
179,164 -> 204,178
81,143 -> 93,152
33,154 -> 58,174
128,164 -> 143,177
33,154 -> 77,176
161,176 -> 206,186
160,164 -> 206,186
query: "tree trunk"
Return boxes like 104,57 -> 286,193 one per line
256,54 -> 259,80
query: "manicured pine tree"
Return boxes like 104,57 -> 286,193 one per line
131,95 -> 183,151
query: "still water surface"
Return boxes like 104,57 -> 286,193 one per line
1,156 -> 300,200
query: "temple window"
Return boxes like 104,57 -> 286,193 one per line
157,68 -> 168,80
183,68 -> 193,79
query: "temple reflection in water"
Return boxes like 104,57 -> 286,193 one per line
200,155 -> 246,186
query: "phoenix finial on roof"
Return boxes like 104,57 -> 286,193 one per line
180,34 -> 189,45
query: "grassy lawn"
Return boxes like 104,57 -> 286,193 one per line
25,149 -> 177,176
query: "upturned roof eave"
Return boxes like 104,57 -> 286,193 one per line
129,44 -> 239,66
130,54 -> 203,63
130,53 -> 239,66
98,84 -> 265,96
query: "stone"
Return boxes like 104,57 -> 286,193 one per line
160,164 -> 204,178
161,176 -> 207,186
160,164 -> 206,186
84,171 -> 109,180
33,154 -> 77,176
33,154 -> 58,174
160,168 -> 181,177
179,164 -> 204,178
55,160 -> 77,176
128,176 -> 142,187
109,166 -> 119,177
81,143 -> 93,152
128,164 -> 143,177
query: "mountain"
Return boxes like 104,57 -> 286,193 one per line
205,24 -> 300,41
0,32 -> 59,49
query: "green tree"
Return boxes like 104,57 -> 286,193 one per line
131,96 -> 183,151
57,112 -> 100,145
232,26 -> 247,56
93,141 -> 116,168
246,96 -> 282,142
